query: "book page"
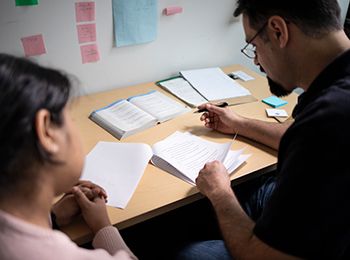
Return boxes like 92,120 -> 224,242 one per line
158,77 -> 208,107
128,90 -> 190,122
151,131 -> 232,184
94,99 -> 157,132
81,141 -> 153,208
180,67 -> 252,101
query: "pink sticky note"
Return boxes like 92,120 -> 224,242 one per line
164,6 -> 183,16
75,2 -> 95,22
21,34 -> 46,57
77,23 -> 96,43
80,44 -> 99,64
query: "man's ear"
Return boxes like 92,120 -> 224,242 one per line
35,109 -> 60,155
268,16 -> 289,48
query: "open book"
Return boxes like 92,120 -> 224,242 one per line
157,67 -> 257,108
89,90 -> 190,139
81,132 -> 250,208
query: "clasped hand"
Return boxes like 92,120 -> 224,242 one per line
51,180 -> 107,227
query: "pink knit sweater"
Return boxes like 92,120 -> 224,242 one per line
0,209 -> 137,260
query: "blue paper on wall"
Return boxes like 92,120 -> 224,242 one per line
112,0 -> 158,47
262,96 -> 288,108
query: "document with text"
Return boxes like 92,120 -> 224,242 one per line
157,76 -> 208,107
80,132 -> 250,208
157,67 -> 257,107
180,67 -> 252,101
151,131 -> 250,185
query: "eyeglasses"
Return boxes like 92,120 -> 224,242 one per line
241,22 -> 267,59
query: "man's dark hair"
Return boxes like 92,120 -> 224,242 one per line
0,53 -> 72,192
234,0 -> 342,37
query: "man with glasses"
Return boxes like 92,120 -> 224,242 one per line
178,0 -> 350,259
241,22 -> 267,59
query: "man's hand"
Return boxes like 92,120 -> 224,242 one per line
199,103 -> 243,134
196,160 -> 233,202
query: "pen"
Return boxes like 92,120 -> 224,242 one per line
194,102 -> 229,113
228,73 -> 239,80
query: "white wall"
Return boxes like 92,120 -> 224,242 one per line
0,0 -> 348,95
0,0 -> 253,95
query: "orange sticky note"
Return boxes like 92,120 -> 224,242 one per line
77,23 -> 96,43
80,44 -> 99,64
21,34 -> 46,57
75,2 -> 95,22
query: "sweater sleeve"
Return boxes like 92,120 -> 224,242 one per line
92,226 -> 137,259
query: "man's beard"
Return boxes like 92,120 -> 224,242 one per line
259,66 -> 292,97
267,76 -> 292,97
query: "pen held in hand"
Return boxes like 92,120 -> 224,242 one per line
194,102 -> 229,113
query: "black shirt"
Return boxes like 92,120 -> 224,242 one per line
254,50 -> 350,259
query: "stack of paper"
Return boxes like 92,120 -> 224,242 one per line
157,67 -> 256,107
151,131 -> 251,185
180,67 -> 252,101
157,76 -> 207,107
81,132 -> 250,208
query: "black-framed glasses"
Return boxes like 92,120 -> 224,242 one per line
241,22 -> 268,59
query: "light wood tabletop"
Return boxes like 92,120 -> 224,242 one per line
61,64 -> 298,245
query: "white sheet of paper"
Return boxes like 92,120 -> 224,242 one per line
81,141 -> 153,208
224,149 -> 250,173
159,77 -> 208,107
180,67 -> 251,101
266,108 -> 288,117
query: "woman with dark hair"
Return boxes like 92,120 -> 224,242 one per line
0,53 -> 136,259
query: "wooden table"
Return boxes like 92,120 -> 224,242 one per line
61,64 -> 298,245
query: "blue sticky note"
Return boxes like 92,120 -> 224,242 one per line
262,96 -> 288,108
112,0 -> 158,47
